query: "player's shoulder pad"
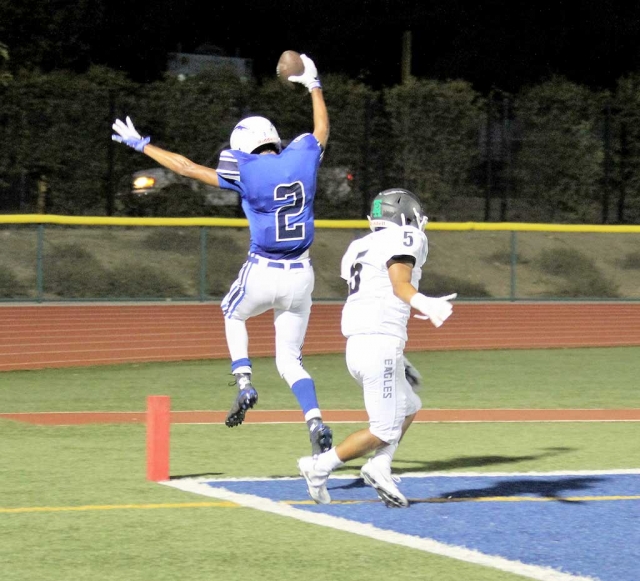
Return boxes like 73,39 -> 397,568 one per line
219,148 -> 238,160
290,133 -> 312,145
286,133 -> 324,159
217,149 -> 241,181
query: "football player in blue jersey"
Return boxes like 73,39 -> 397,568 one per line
112,54 -> 333,456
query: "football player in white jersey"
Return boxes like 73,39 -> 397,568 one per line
298,188 -> 456,507
111,54 -> 334,457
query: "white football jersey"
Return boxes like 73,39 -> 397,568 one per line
340,225 -> 428,341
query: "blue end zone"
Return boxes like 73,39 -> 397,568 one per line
207,473 -> 640,581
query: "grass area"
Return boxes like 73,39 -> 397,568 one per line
1,348 -> 639,580
2,347 -> 640,412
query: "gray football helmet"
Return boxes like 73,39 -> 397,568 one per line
368,188 -> 428,231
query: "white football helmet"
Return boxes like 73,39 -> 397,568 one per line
229,116 -> 282,154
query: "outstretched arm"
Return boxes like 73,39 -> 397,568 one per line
310,88 -> 329,150
112,116 -> 220,187
288,54 -> 330,149
143,144 -> 220,187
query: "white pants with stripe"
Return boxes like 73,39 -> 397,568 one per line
345,334 -> 422,444
221,253 -> 314,385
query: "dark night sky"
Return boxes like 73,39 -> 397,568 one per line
160,1 -> 640,93
4,0 -> 640,94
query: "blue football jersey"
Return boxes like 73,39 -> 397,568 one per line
216,133 -> 323,260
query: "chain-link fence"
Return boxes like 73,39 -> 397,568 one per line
1,219 -> 639,302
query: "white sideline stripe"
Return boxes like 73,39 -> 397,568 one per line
174,468 -> 640,483
162,478 -> 598,581
179,419 -> 640,425
5,408 -> 636,414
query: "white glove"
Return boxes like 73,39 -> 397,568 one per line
403,356 -> 422,392
410,293 -> 457,328
112,116 -> 150,152
288,54 -> 322,92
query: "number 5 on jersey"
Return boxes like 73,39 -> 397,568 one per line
348,250 -> 368,295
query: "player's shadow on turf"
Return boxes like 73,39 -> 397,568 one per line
398,447 -> 574,473
433,476 -> 605,504
330,478 -> 369,491
170,473 -> 224,479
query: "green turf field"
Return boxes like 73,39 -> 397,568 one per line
3,347 -> 640,412
1,347 -> 639,581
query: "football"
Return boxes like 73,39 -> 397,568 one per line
276,50 -> 304,88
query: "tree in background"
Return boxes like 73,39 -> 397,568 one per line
1,66 -> 637,223
0,67 -> 132,214
0,0 -> 101,74
384,79 -> 485,220
133,66 -> 249,160
512,77 -> 605,222
613,73 -> 640,223
0,41 -> 11,86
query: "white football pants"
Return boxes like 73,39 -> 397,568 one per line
345,334 -> 422,444
221,254 -> 315,386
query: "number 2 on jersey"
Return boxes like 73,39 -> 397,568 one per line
274,182 -> 306,241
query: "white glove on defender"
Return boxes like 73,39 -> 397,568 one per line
410,293 -> 457,328
288,54 -> 322,92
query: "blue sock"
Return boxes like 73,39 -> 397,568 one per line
291,378 -> 320,416
231,358 -> 251,374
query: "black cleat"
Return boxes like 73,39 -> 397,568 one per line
225,386 -> 258,427
309,420 -> 333,456
225,373 -> 258,427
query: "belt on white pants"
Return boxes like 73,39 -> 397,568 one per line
248,254 -> 310,270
